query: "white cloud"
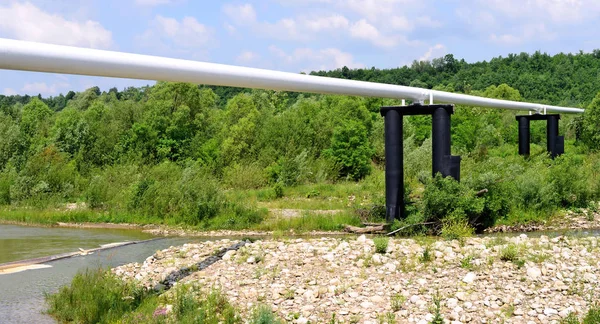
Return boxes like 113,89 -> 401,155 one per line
141,15 -> 213,49
2,88 -> 17,96
236,50 -> 260,63
269,45 -> 363,71
224,5 -> 351,41
135,0 -> 173,6
480,0 -> 599,23
419,44 -> 446,61
0,2 -> 112,49
21,81 -> 70,96
223,3 -> 257,24
489,23 -> 555,45
350,19 -> 398,48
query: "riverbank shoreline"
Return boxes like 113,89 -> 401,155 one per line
1,207 -> 599,239
113,233 -> 600,323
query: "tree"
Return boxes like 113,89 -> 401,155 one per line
582,92 -> 600,150
325,120 -> 373,180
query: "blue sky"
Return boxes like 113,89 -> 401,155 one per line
0,0 -> 599,96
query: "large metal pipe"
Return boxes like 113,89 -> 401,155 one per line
383,109 -> 403,222
0,38 -> 585,114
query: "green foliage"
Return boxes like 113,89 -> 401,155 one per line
249,305 -> 283,324
429,293 -> 445,324
373,237 -> 389,254
46,268 -> 150,324
419,246 -> 433,263
325,120 -> 373,181
421,174 -> 484,226
583,304 -> 600,324
582,92 -> 600,150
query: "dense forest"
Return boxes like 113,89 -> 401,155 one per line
1,50 -> 600,235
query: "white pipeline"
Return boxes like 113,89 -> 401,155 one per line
0,38 -> 585,114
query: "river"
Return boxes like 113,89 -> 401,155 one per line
0,224 -> 197,323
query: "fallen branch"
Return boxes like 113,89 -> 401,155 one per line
362,222 -> 388,227
344,224 -> 386,234
386,222 -> 436,236
476,189 -> 488,196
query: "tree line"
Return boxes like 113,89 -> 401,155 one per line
0,49 -> 599,232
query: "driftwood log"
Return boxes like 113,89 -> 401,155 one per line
343,224 -> 387,234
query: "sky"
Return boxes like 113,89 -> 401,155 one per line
0,0 -> 599,97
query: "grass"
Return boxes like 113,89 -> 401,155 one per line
46,268 -> 153,324
391,294 -> 406,312
419,246 -> 433,263
499,243 -> 525,268
560,303 -> 600,324
373,237 -> 389,254
255,211 -> 361,232
460,255 -> 475,270
46,268 -> 284,324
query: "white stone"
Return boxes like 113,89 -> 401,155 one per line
544,308 -> 558,316
447,298 -> 458,308
222,250 -> 236,261
410,295 -> 421,304
527,266 -> 542,280
463,272 -> 476,284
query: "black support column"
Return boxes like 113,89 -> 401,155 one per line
381,104 -> 460,222
546,115 -> 563,158
382,109 -> 403,223
515,114 -> 563,159
517,116 -> 531,156
432,108 -> 450,178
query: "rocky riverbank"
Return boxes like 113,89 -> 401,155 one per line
114,233 -> 600,323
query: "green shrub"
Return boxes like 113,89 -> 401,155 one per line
581,92 -> 600,151
222,162 -> 267,189
499,244 -> 521,263
440,210 -> 475,240
373,237 -> 389,254
46,268 -> 150,324
325,120 -> 373,181
421,174 -> 484,226
249,305 -> 283,324
549,154 -> 591,207
273,183 -> 284,199
419,246 -> 432,263
583,304 -> 600,324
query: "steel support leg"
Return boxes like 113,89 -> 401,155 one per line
383,109 -> 403,222
518,116 -> 531,156
432,107 -> 451,178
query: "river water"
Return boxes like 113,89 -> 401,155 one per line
0,224 -> 197,324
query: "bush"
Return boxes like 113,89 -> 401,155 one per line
46,268 -> 149,324
373,237 -> 389,254
549,154 -> 592,207
223,162 -> 267,189
249,305 -> 283,324
440,210 -> 475,240
421,174 -> 484,226
581,92 -> 600,150
325,120 -> 373,181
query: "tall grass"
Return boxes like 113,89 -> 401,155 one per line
46,268 -> 284,323
46,268 -> 151,324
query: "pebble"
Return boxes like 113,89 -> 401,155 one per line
112,233 -> 600,322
